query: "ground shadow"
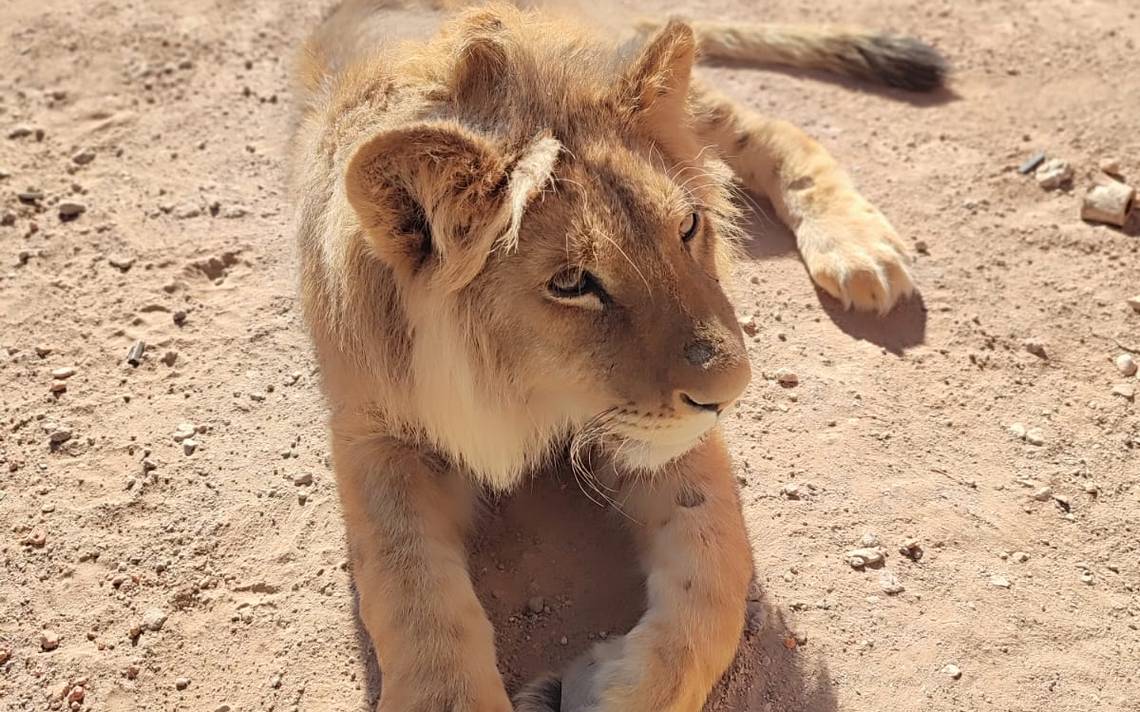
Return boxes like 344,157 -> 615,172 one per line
703,59 -> 962,107
350,582 -> 384,709
739,195 -> 927,354
469,471 -> 839,712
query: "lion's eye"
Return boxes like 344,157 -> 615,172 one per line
680,212 -> 700,242
547,267 -> 606,304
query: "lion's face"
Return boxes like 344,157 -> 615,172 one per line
343,15 -> 750,476
477,137 -> 751,470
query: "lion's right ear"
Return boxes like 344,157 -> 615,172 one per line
345,123 -> 559,291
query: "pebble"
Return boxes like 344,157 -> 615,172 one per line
1008,422 -> 1027,440
1012,551 -> 1030,563
1128,295 -> 1140,313
50,381 -> 67,395
1080,571 -> 1095,585
1025,428 -> 1045,446
108,254 -> 136,272
142,608 -> 168,631
739,316 -> 759,337
175,677 -> 190,690
1035,158 -> 1073,190
1111,383 -> 1136,401
990,575 -> 1011,588
898,538 -> 924,561
173,310 -> 188,326
48,426 -> 73,445
860,532 -> 880,547
846,548 -> 885,569
40,630 -> 61,651
72,149 -> 96,165
941,663 -> 962,680
51,367 -> 76,380
161,350 -> 178,366
1099,158 -> 1122,177
24,528 -> 48,547
1083,482 -> 1100,495
173,423 -> 197,442
1022,338 -> 1047,359
0,646 -> 10,665
1116,353 -> 1138,377
58,202 -> 86,221
1081,179 -> 1135,227
174,203 -> 202,219
879,571 -> 905,594
780,483 -> 801,500
773,368 -> 799,387
527,596 -> 545,614
1032,486 -> 1053,502
1017,151 -> 1046,175
67,686 -> 85,704
182,438 -> 198,456
293,473 -> 313,486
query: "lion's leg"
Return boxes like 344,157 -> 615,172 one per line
691,81 -> 915,314
332,426 -> 511,712
560,432 -> 752,712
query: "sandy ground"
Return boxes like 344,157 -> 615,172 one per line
2,0 -> 1139,710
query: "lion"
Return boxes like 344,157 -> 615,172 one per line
288,1 -> 944,710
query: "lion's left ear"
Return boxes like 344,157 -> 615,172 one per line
612,20 -> 696,123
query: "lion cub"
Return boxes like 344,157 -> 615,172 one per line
290,1 -> 944,709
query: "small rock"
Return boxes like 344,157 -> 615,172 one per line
879,571 -> 905,595
23,528 -> 48,547
126,340 -> 146,366
1053,494 -> 1072,512
1128,296 -> 1140,313
1022,338 -> 1047,359
8,124 -> 38,139
67,686 -> 85,704
1025,428 -> 1045,446
1012,551 -> 1030,563
1099,158 -> 1122,177
1031,486 -> 1053,502
846,548 -> 885,569
72,149 -> 96,166
1080,571 -> 1095,585
1082,482 -> 1100,495
40,630 -> 61,651
51,367 -> 76,380
173,310 -> 188,326
1116,353 -> 1138,377
182,438 -> 198,456
1008,422 -> 1027,440
1035,158 -> 1073,190
108,254 -> 136,272
172,423 -> 196,442
270,674 -> 282,689
1081,179 -> 1135,227
161,350 -> 178,366
990,575 -> 1011,588
773,368 -> 798,387
1111,383 -> 1136,401
48,426 -> 73,446
898,538 -> 924,561
58,202 -> 86,221
0,646 -> 10,664
780,483 -> 801,500
175,677 -> 190,690
941,663 -> 962,680
860,532 -> 880,548
142,608 -> 167,631
293,473 -> 313,487
1017,152 -> 1046,175
174,203 -> 202,219
527,596 -> 545,614
739,316 -> 758,337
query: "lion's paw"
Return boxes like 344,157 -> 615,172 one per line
796,203 -> 915,314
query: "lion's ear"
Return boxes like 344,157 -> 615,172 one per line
612,19 -> 696,123
345,123 -> 560,291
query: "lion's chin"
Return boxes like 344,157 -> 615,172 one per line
610,435 -> 706,473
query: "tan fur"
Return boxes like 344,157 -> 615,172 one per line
289,1 -> 943,709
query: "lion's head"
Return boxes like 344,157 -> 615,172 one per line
342,8 -> 750,484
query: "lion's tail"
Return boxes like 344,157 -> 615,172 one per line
639,19 -> 948,92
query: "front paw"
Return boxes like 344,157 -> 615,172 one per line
796,201 -> 916,314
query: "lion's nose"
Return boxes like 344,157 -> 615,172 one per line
674,336 -> 752,415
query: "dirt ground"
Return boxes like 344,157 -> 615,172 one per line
2,0 -> 1139,710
